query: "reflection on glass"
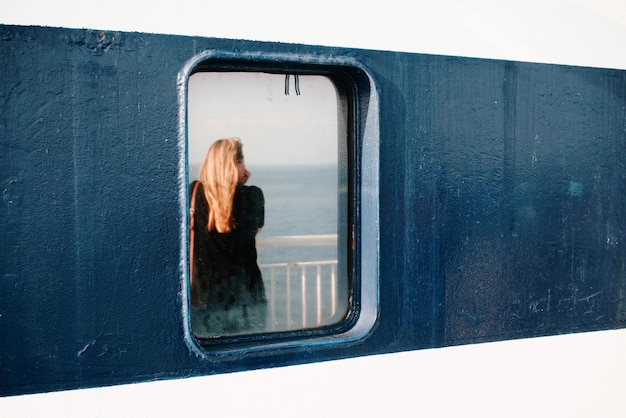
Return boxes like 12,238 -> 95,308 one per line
188,72 -> 348,338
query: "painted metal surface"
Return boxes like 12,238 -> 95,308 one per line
1,24 -> 625,396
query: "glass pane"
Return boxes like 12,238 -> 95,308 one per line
188,72 -> 348,339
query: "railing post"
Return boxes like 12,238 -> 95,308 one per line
270,266 -> 276,330
331,264 -> 336,317
286,265 -> 291,328
301,265 -> 306,328
316,264 -> 322,325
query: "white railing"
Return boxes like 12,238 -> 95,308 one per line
257,234 -> 339,331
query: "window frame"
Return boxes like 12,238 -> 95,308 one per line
178,50 -> 380,357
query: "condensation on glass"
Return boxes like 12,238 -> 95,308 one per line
187,72 -> 349,339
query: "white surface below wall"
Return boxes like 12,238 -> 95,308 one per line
3,329 -> 626,418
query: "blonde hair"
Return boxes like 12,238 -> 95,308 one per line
199,138 -> 243,233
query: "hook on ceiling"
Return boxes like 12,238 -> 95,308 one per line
284,74 -> 301,96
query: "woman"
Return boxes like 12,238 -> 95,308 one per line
190,138 -> 266,337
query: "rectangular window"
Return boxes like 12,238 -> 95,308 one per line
188,72 -> 349,338
181,54 -> 379,353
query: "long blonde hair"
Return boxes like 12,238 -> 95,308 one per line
199,138 -> 243,233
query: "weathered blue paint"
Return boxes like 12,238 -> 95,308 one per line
1,25 -> 625,396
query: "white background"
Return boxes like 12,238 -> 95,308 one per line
2,1 -> 626,416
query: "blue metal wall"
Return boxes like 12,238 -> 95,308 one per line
1,25 -> 624,396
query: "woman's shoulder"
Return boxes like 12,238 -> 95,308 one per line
247,185 -> 263,196
189,180 -> 203,192
237,184 -> 263,197
235,185 -> 264,212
